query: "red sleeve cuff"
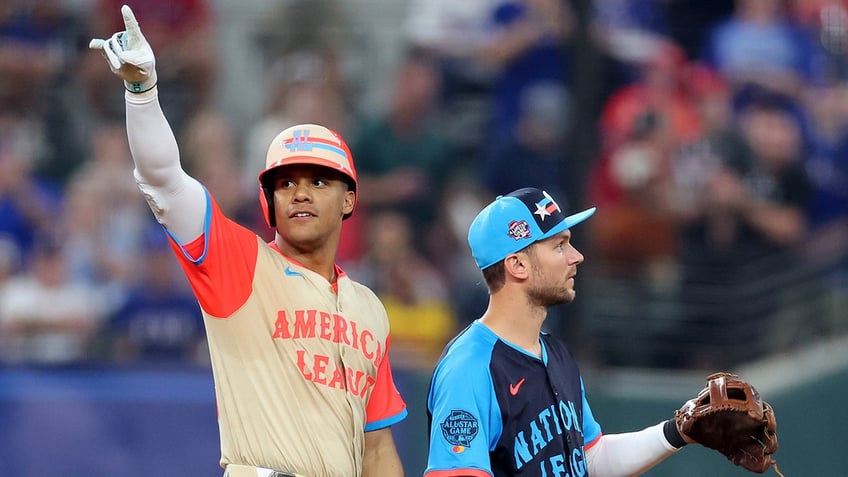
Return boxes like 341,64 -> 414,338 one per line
584,432 -> 603,450
424,470 -> 492,477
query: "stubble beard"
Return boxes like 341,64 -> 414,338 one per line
527,267 -> 574,308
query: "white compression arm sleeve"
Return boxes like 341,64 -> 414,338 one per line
585,422 -> 681,477
125,88 -> 207,244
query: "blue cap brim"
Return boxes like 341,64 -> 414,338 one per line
563,207 -> 596,229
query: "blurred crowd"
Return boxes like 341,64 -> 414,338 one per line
0,0 -> 845,372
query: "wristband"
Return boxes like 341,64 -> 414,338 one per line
663,419 -> 687,449
125,81 -> 157,94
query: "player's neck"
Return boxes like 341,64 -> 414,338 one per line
480,295 -> 546,356
274,236 -> 339,283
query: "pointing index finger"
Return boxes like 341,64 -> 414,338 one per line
121,5 -> 140,35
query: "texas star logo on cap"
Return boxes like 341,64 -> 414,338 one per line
533,191 -> 561,221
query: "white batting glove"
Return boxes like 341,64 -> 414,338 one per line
89,5 -> 157,94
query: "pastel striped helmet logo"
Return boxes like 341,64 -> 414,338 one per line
285,129 -> 314,152
261,124 -> 357,185
282,129 -> 350,169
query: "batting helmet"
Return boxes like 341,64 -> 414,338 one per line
258,123 -> 358,228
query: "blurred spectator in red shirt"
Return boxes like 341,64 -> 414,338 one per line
588,110 -> 681,280
599,41 -> 702,153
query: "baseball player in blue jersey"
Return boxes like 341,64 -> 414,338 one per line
425,187 -> 690,477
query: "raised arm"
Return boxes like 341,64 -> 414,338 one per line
89,5 -> 206,244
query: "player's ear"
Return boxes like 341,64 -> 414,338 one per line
504,253 -> 530,280
342,190 -> 355,216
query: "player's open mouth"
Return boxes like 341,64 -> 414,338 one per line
289,210 -> 317,218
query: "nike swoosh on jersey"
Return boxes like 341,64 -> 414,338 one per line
284,265 -> 303,277
509,378 -> 526,396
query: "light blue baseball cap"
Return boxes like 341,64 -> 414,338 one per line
468,188 -> 596,270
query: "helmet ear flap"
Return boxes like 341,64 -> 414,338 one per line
260,186 -> 276,228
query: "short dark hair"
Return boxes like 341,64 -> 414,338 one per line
481,261 -> 506,293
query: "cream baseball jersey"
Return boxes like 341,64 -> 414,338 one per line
168,191 -> 407,477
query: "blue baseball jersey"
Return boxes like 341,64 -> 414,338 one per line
426,320 -> 602,477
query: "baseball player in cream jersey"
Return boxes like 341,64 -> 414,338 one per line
90,6 -> 407,477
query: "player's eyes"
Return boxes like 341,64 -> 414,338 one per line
275,178 -> 329,188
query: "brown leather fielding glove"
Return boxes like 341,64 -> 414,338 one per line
675,372 -> 783,475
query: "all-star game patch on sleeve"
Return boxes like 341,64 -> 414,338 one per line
165,188 -> 260,318
426,323 -> 502,477
365,335 -> 408,431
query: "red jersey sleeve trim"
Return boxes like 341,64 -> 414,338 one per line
168,191 -> 259,318
364,335 -> 407,429
424,470 -> 492,477
584,432 -> 603,450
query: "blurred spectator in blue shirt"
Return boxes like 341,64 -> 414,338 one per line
106,228 -> 205,365
591,0 -> 672,87
804,82 -> 848,230
702,0 -> 817,101
799,73 -> 848,327
791,0 -> 848,83
0,0 -> 73,116
482,82 -> 573,203
0,1 -> 92,187
0,115 -> 60,262
479,0 -> 575,143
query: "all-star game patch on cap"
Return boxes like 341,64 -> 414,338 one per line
467,188 -> 596,270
